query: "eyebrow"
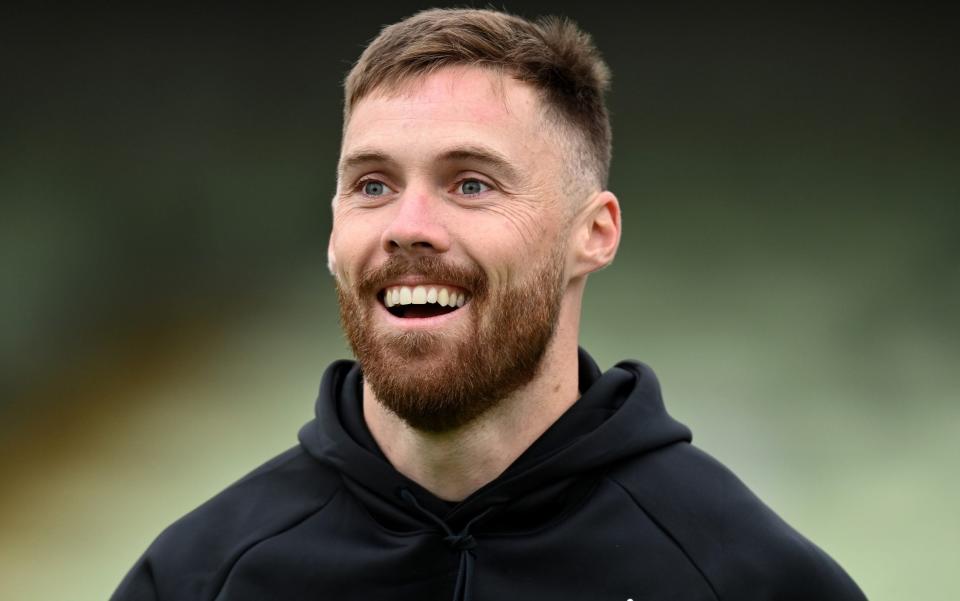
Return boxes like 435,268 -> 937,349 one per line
338,144 -> 520,183
338,150 -> 394,177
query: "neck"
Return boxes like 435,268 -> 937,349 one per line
362,297 -> 582,502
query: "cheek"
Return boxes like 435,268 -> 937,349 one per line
472,219 -> 565,284
485,202 -> 546,246
472,242 -> 545,291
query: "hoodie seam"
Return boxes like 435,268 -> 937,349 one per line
209,486 -> 343,601
606,476 -> 723,601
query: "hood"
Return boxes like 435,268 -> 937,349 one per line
298,348 -> 692,530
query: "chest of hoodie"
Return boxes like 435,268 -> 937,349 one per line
211,475 -> 716,601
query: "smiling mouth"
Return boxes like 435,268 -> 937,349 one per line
379,284 -> 470,319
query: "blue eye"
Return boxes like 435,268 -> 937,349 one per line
361,180 -> 392,196
459,179 -> 490,195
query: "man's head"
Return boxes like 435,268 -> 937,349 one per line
329,8 -> 620,432
343,8 -> 612,192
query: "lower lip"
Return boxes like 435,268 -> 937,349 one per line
377,299 -> 470,329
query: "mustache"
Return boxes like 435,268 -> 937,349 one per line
356,255 -> 488,298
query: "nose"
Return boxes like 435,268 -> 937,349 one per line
381,190 -> 451,256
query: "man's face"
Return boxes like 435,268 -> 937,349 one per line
331,66 -> 576,432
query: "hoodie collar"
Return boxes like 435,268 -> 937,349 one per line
298,348 -> 691,527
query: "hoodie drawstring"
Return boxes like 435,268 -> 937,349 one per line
400,488 -> 496,601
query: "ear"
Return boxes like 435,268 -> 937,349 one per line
570,190 -> 621,278
327,195 -> 342,277
327,232 -> 338,276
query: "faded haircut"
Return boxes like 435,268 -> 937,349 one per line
343,8 -> 612,190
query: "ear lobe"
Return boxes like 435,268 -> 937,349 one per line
573,190 -> 621,277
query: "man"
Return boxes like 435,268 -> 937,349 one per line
113,8 -> 866,601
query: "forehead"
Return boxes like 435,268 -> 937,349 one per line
341,66 -> 550,163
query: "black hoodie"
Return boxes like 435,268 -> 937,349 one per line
112,349 -> 866,601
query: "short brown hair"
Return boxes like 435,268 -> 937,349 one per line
343,8 -> 612,188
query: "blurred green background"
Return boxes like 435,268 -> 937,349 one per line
1,3 -> 957,600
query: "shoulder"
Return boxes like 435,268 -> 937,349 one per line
112,446 -> 341,601
155,445 -> 342,550
609,442 -> 866,601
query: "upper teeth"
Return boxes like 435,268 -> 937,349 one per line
383,285 -> 468,308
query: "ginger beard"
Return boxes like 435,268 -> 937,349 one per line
336,250 -> 566,432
